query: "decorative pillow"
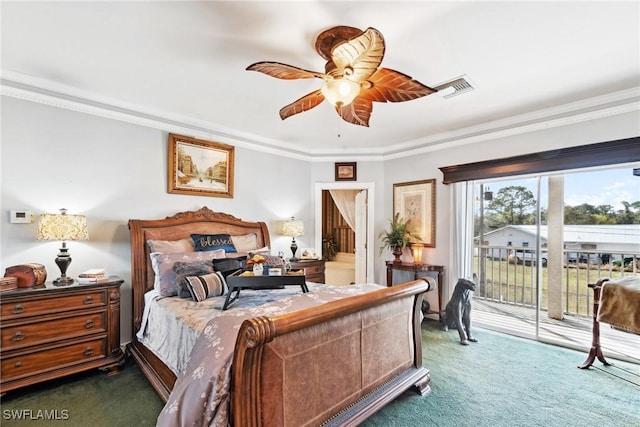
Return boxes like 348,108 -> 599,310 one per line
150,249 -> 225,297
230,233 -> 258,252
191,233 -> 237,253
173,261 -> 215,298
184,272 -> 227,302
212,256 -> 247,277
250,246 -> 271,255
147,238 -> 195,254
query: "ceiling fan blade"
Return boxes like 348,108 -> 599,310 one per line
279,90 -> 325,120
337,97 -> 373,127
331,27 -> 385,82
364,68 -> 436,103
247,61 -> 328,80
315,26 -> 364,61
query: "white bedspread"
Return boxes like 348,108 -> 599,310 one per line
137,283 -> 330,374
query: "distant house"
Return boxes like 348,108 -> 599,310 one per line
478,224 -> 640,262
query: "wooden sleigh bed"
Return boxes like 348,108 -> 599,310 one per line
127,207 -> 432,426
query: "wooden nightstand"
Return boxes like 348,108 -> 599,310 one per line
0,276 -> 124,394
288,259 -> 326,284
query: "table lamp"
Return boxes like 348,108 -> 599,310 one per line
412,243 -> 423,265
37,208 -> 89,286
282,217 -> 304,262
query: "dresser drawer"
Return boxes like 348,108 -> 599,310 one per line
1,338 -> 106,380
302,265 -> 324,283
1,312 -> 106,350
1,291 -> 106,320
306,273 -> 325,283
302,264 -> 325,275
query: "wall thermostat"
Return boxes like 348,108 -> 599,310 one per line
10,210 -> 35,224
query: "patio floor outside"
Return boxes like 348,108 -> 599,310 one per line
472,298 -> 640,366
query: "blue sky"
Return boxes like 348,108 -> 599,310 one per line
480,165 -> 640,211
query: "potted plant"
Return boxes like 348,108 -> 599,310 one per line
379,213 -> 419,263
322,233 -> 338,261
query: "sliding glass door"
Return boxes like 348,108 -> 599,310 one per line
469,165 -> 639,359
472,175 -> 548,339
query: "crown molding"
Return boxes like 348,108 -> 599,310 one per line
0,72 -> 314,162
2,71 -> 638,162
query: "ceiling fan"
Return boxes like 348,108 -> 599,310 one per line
247,26 -> 436,127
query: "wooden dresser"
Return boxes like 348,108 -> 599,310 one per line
0,276 -> 124,394
289,259 -> 326,284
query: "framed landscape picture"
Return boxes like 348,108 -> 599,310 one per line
167,133 -> 234,198
335,162 -> 357,181
393,179 -> 436,247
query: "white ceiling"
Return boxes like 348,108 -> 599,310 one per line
2,1 -> 639,159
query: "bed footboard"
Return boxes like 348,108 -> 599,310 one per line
231,278 -> 432,427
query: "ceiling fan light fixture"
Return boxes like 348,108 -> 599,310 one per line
248,26 -> 436,126
321,78 -> 360,107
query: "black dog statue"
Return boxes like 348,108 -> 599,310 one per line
441,276 -> 478,345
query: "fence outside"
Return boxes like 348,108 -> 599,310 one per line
473,246 -> 639,317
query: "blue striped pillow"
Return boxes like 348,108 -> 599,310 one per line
184,272 -> 227,302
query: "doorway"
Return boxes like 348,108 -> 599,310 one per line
314,182 -> 375,283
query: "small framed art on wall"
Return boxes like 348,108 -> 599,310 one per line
335,162 -> 357,181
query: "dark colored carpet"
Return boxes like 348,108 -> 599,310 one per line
364,320 -> 640,427
1,320 -> 638,426
0,358 -> 163,427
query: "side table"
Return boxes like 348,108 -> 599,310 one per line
386,262 -> 445,318
288,259 -> 325,283
0,276 -> 124,394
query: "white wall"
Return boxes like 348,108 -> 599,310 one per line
0,97 -> 316,343
382,111 -> 640,308
310,160 -> 386,281
2,95 -> 638,342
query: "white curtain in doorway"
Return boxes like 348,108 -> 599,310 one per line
329,189 -> 360,232
451,181 -> 475,283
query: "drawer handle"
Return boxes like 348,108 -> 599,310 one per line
15,361 -> 22,368
85,319 -> 95,329
11,331 -> 25,341
12,304 -> 25,314
84,347 -> 95,356
83,296 -> 94,305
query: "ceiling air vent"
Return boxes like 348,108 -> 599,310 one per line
434,75 -> 474,99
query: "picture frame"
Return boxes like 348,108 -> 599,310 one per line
393,179 -> 436,247
335,162 -> 357,181
167,133 -> 234,198
300,248 -> 319,260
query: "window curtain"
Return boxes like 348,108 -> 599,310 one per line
329,189 -> 360,232
450,181 -> 475,286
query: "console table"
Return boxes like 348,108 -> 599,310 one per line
386,262 -> 445,318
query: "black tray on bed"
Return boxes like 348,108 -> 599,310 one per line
223,269 -> 308,310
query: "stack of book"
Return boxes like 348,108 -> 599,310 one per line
77,269 -> 109,284
0,276 -> 18,292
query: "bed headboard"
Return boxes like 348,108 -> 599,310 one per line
128,207 -> 270,333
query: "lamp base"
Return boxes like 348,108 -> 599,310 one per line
54,243 -> 74,286
53,276 -> 75,286
290,239 -> 299,263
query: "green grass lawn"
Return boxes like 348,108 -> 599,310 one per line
473,257 -> 634,316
